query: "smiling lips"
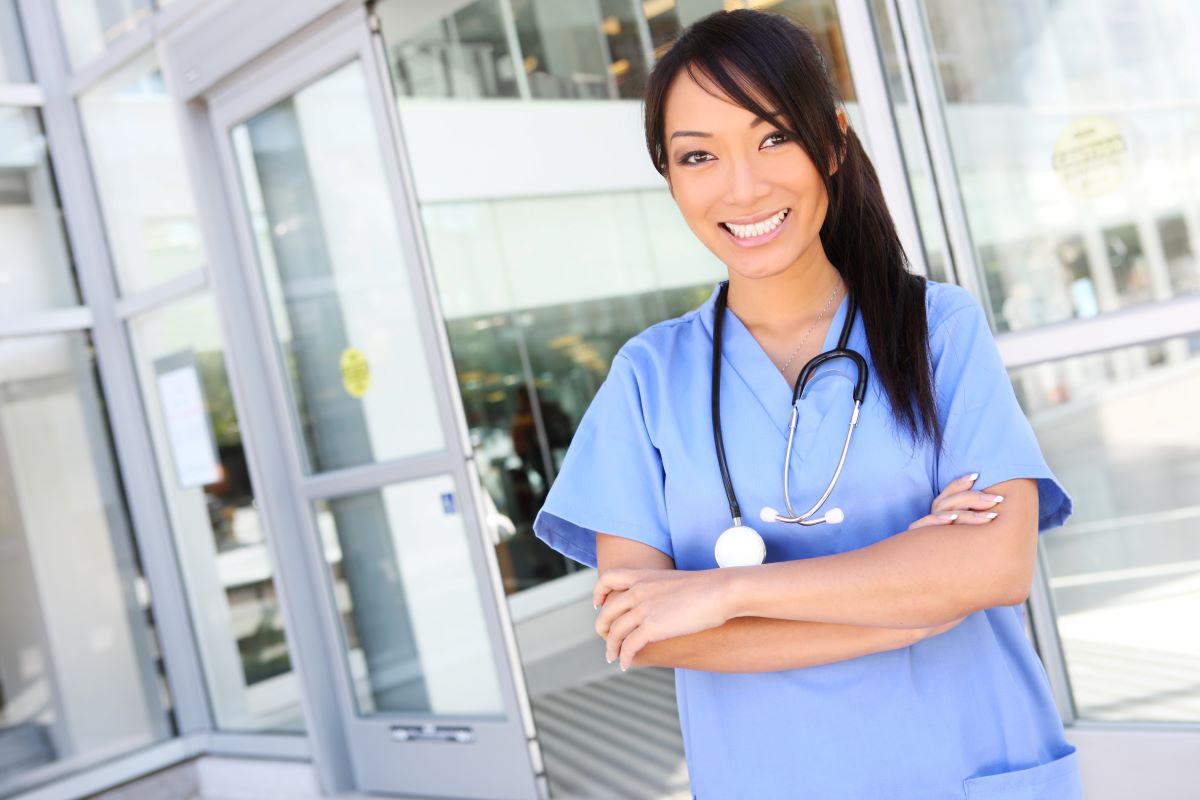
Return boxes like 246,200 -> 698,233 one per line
720,208 -> 791,244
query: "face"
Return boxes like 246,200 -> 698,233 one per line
661,67 -> 844,281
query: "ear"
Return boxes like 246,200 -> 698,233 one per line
828,108 -> 849,175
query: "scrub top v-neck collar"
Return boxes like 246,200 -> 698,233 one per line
698,279 -> 855,445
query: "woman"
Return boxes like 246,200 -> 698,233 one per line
532,9 -> 1080,799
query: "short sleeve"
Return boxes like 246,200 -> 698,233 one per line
929,293 -> 1073,534
532,352 -> 673,568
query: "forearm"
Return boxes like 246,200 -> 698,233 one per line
632,615 -> 922,673
726,523 -> 1019,629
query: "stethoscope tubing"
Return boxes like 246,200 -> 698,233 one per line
712,279 -> 868,527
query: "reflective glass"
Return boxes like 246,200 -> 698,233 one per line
511,0 -> 612,100
0,108 -> 81,310
376,0 -> 520,99
869,0 -> 949,281
0,332 -> 173,793
420,190 -> 723,594
128,293 -> 303,733
315,477 -> 505,717
231,60 -> 445,473
77,50 -> 204,294
917,0 -> 1200,331
1017,335 -> 1200,722
55,0 -> 154,70
1,0 -> 30,83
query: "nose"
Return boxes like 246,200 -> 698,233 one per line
723,155 -> 772,209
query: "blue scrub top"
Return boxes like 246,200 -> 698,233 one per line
533,279 -> 1082,799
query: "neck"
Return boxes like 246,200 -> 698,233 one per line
725,250 -> 844,337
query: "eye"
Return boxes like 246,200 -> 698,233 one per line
677,150 -> 711,166
763,131 -> 790,148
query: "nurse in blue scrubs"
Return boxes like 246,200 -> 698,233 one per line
533,9 -> 1082,800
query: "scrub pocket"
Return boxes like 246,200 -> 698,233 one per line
962,746 -> 1082,799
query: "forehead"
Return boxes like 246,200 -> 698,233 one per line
663,67 -> 774,132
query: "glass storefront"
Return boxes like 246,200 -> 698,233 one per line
6,0 -> 1200,796
0,108 -> 80,310
0,332 -> 173,793
1016,335 -> 1200,723
77,50 -> 204,295
127,293 -> 303,732
913,0 -> 1200,332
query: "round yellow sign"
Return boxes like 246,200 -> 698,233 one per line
339,347 -> 370,398
1051,117 -> 1128,197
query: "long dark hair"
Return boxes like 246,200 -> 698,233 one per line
643,9 -> 943,454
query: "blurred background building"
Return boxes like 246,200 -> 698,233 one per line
0,0 -> 1197,798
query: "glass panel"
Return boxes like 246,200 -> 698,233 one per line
1016,335 -> 1200,722
917,1 -> 1200,331
77,50 -> 204,294
230,60 -> 445,474
128,293 -> 303,733
376,0 -> 520,99
420,190 -> 723,594
0,332 -> 173,792
599,0 -> 649,100
315,476 -> 504,717
1,0 -> 30,83
869,0 -> 949,281
54,0 -> 155,71
511,0 -> 612,100
0,108 -> 82,310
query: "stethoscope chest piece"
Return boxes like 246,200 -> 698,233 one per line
714,524 -> 766,568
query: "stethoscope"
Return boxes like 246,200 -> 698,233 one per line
711,279 -> 869,567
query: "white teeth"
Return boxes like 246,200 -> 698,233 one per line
724,208 -> 788,239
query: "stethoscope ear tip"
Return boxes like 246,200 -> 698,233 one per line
825,507 -> 845,524
759,506 -> 779,523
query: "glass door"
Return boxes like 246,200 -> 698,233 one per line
204,9 -> 544,798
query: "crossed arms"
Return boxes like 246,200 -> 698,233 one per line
593,477 -> 1039,673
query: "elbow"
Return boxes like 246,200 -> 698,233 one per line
994,554 -> 1036,608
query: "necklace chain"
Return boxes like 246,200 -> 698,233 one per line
778,277 -> 842,375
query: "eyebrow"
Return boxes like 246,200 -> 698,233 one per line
669,111 -> 783,141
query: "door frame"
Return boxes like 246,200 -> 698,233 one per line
165,3 -> 544,796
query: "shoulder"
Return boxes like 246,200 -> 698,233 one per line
923,279 -> 992,359
613,302 -> 707,375
924,279 -> 983,332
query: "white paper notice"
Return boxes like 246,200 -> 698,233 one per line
157,362 -> 221,489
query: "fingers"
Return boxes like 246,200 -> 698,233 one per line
931,490 -> 1006,515
934,472 -> 978,502
604,610 -> 641,664
594,589 -> 633,638
907,509 -> 999,530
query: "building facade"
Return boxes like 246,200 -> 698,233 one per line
1,0 -> 1198,798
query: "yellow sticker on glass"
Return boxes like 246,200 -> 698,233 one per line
1051,117 -> 1128,197
340,347 -> 370,398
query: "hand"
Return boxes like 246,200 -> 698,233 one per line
593,567 -> 733,671
907,472 -> 1006,530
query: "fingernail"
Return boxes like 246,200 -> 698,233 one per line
606,656 -> 612,664
938,513 -> 958,521
620,665 -> 627,672
593,602 -> 598,609
992,495 -> 1004,503
962,472 -> 979,483
985,512 -> 998,519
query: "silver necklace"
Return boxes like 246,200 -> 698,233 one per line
778,278 -> 842,375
